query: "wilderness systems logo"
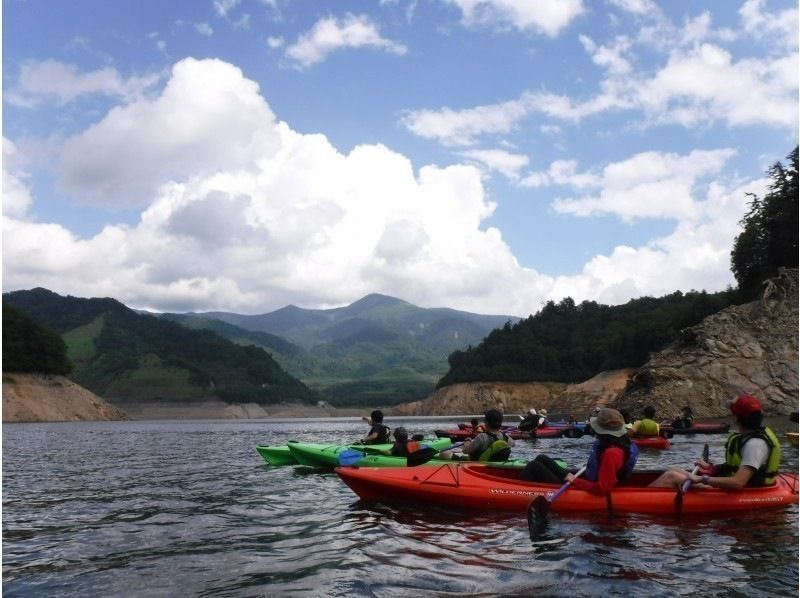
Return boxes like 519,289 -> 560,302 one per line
489,488 -> 553,499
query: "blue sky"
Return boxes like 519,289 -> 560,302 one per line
3,0 -> 798,316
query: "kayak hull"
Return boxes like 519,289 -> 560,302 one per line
335,464 -> 799,515
660,422 -> 730,435
256,445 -> 297,466
434,427 -> 562,441
788,432 -> 799,447
632,436 -> 671,449
287,438 -> 453,468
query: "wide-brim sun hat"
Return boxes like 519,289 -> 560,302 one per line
590,408 -> 627,437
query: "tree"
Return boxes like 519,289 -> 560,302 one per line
2,302 -> 73,375
731,147 -> 799,298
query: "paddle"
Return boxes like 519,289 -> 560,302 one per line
674,443 -> 709,514
340,436 -> 449,466
528,465 -> 587,524
338,448 -> 369,466
406,442 -> 464,466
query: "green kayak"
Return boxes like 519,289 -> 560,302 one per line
286,438 -> 454,468
256,439 -> 451,466
344,452 -> 529,469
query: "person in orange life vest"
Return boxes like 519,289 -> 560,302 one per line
650,394 -> 780,489
521,408 -> 638,495
360,409 -> 391,444
470,417 -> 486,434
380,427 -> 420,457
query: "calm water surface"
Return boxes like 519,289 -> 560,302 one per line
3,417 -> 798,597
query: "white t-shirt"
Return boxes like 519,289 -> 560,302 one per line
740,437 -> 770,471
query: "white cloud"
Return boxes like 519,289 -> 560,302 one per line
607,0 -> 659,16
549,149 -> 736,222
6,60 -> 161,107
550,177 -> 768,303
446,0 -> 584,37
195,22 -> 214,36
2,58 -> 768,319
520,159 -> 600,189
401,93 -> 535,146
2,138 -> 34,218
213,0 -> 239,18
285,14 -> 407,69
579,34 -> 632,74
56,58 -> 283,207
267,36 -> 284,49
740,0 -> 798,49
459,148 -> 529,180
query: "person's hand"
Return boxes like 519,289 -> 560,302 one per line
695,459 -> 713,475
565,473 -> 576,483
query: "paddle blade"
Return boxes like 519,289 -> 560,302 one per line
338,449 -> 365,466
531,495 -> 550,519
406,447 -> 438,467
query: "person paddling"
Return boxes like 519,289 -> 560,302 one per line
629,406 -> 660,437
359,409 -> 391,444
380,427 -> 420,457
671,405 -> 695,429
518,408 -> 542,432
469,417 -> 486,434
650,395 -> 780,489
520,408 -> 639,495
440,409 -> 515,461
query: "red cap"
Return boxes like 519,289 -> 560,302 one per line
730,394 -> 762,416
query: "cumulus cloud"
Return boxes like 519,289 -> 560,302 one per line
56,58 -> 283,207
195,22 -> 214,36
446,0 -> 584,36
549,149 -> 736,222
213,0 -> 239,18
285,14 -> 407,69
2,58 -> 765,318
6,60 -> 161,107
739,0 -> 798,49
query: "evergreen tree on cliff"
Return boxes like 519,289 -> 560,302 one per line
2,302 -> 73,375
731,146 -> 799,299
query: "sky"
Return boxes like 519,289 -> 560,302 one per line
2,0 -> 798,318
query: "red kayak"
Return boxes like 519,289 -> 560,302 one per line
660,422 -> 730,435
434,427 -> 563,441
336,463 -> 799,515
632,435 -> 671,449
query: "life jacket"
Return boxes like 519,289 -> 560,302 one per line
636,418 -> 660,436
720,427 -> 781,486
476,431 -> 512,462
367,424 -> 391,444
472,424 -> 487,434
391,440 -> 421,456
584,439 -> 639,483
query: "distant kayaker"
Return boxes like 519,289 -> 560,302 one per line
381,427 -> 421,457
671,405 -> 695,429
441,409 -> 515,461
469,418 -> 487,434
518,408 -> 543,432
520,408 -> 639,495
650,395 -> 781,489
629,406 -> 660,437
360,410 -> 391,444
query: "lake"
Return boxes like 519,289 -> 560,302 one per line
3,417 -> 798,596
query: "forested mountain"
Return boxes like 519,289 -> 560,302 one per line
167,293 -> 518,407
3,288 -> 316,405
2,302 -> 73,375
438,290 -> 740,386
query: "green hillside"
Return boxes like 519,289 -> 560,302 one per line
172,293 -> 517,406
3,288 -> 316,405
438,290 -> 740,386
2,302 -> 72,375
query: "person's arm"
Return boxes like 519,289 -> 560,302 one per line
691,439 -> 767,489
568,448 -> 624,494
690,466 -> 755,489
629,421 -> 641,435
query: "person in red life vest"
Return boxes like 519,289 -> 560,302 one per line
650,394 -> 781,489
520,408 -> 639,495
380,427 -> 420,457
359,409 -> 391,444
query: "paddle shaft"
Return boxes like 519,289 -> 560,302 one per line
680,444 -> 710,493
549,465 -> 587,502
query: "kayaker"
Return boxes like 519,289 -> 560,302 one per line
381,427 -> 421,457
520,408 -> 639,495
469,418 -> 486,434
671,405 -> 695,429
518,408 -> 542,432
629,406 -> 660,437
359,410 -> 391,444
441,408 -> 515,461
650,395 -> 781,489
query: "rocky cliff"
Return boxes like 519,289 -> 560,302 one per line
3,373 -> 129,422
390,369 -> 634,417
618,269 -> 798,417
